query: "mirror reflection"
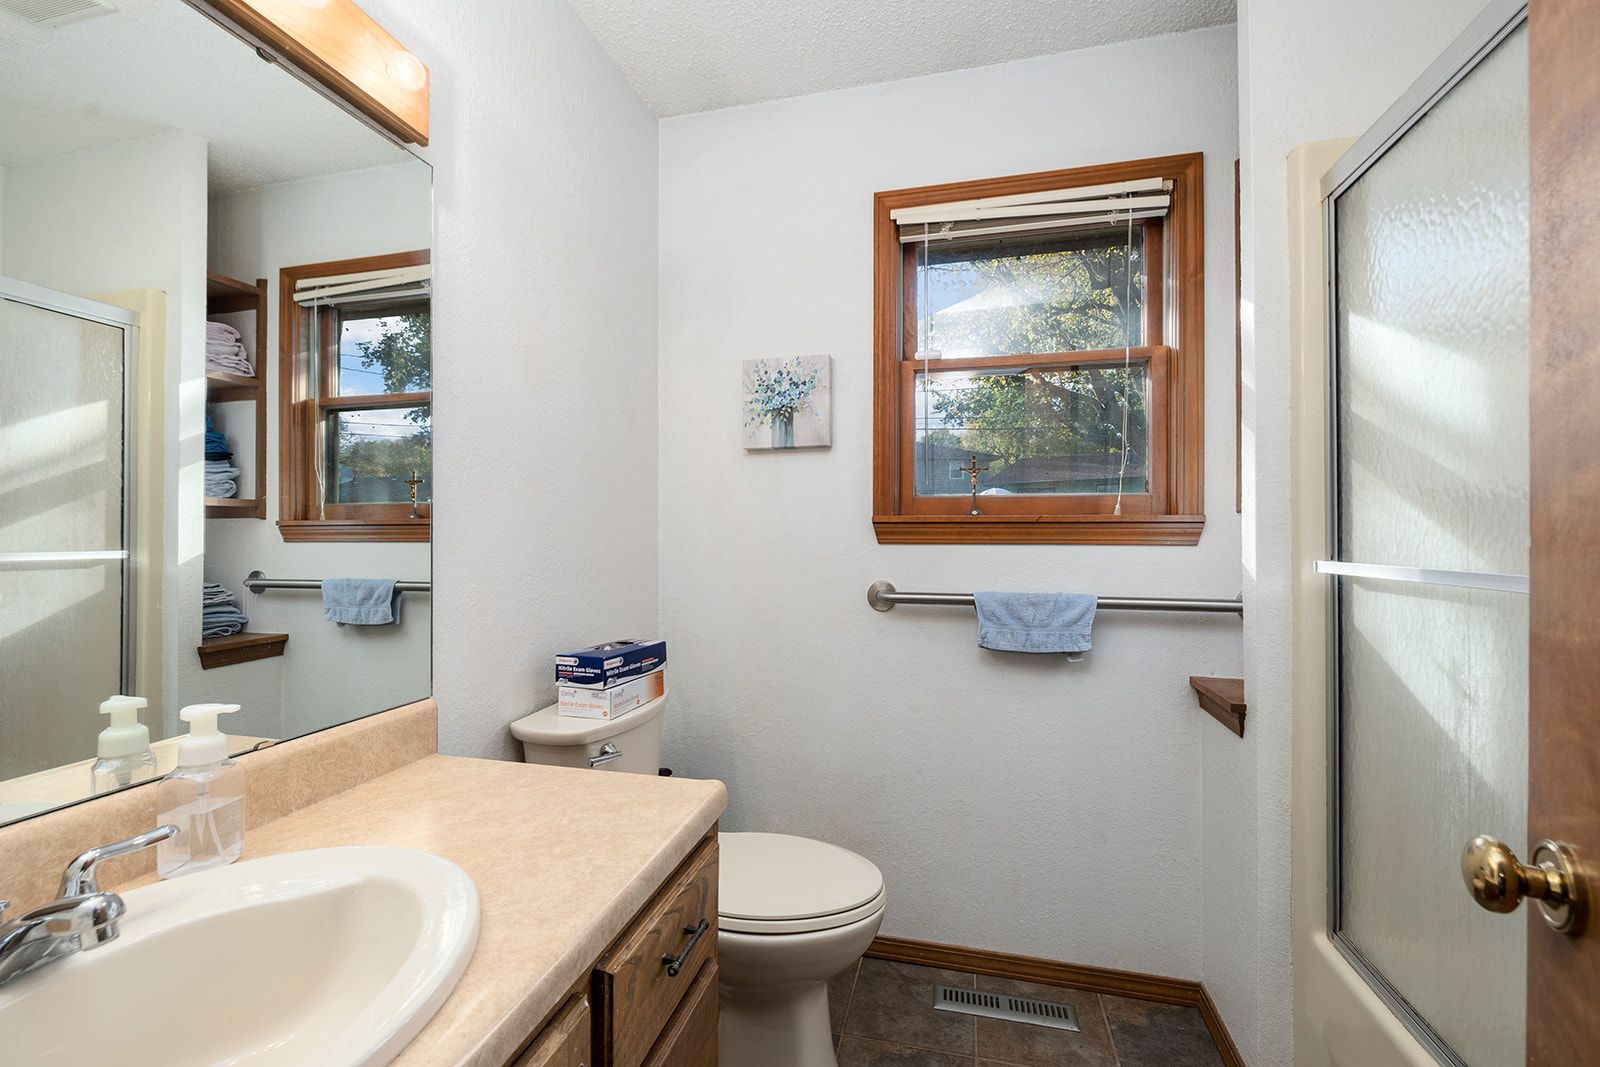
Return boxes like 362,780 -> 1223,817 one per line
0,0 -> 433,825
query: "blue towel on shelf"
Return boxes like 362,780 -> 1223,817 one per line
201,603 -> 249,638
322,578 -> 402,626
973,591 -> 1097,654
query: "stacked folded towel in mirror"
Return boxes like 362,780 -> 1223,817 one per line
206,321 -> 253,376
202,582 -> 248,638
204,413 -> 240,498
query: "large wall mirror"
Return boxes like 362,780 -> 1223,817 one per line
0,0 -> 433,826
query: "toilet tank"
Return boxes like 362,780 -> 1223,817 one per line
509,694 -> 664,774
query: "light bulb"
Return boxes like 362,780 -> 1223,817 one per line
386,49 -> 427,93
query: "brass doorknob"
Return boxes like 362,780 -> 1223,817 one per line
1461,835 -> 1587,935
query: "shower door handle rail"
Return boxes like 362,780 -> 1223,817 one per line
1314,560 -> 1528,594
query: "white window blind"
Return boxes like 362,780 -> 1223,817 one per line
892,177 -> 1171,243
293,263 -> 431,307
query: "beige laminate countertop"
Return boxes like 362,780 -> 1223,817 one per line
117,754 -> 727,1067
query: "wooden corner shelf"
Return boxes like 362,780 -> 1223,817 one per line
206,270 -> 264,313
204,497 -> 264,518
1190,676 -> 1246,737
205,369 -> 262,401
198,631 -> 288,670
206,271 -> 269,520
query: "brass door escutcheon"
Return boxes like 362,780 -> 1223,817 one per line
1461,835 -> 1587,935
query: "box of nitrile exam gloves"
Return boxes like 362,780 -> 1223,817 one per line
555,638 -> 667,688
558,668 -> 665,720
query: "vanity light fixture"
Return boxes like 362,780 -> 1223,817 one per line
387,48 -> 427,92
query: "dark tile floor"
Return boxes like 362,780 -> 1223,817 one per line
827,958 -> 1225,1067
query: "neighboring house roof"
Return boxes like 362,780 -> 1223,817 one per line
987,452 -> 1131,487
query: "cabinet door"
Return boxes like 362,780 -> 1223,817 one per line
513,993 -> 591,1067
641,961 -> 718,1067
594,837 -> 719,1067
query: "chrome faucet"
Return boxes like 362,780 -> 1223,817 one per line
0,824 -> 177,990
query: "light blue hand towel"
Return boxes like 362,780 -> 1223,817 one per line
322,578 -> 402,626
973,591 -> 1097,654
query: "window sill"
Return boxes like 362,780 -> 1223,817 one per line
871,514 -> 1205,545
278,519 -> 430,543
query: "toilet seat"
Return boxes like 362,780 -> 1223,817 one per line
718,832 -> 886,935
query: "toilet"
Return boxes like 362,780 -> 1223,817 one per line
716,832 -> 885,1067
510,695 -> 886,1067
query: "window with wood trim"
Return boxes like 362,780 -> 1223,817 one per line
279,250 -> 431,542
873,154 -> 1206,545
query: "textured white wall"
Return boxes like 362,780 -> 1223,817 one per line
357,0 -> 661,759
657,28 -> 1241,979
1225,1 -> 1489,1062
198,160 -> 433,740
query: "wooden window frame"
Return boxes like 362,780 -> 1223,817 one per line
278,249 -> 431,543
872,153 -> 1206,545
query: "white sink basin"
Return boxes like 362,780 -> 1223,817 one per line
0,846 -> 479,1066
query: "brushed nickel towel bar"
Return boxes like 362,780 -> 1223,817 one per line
866,581 -> 1242,615
244,570 -> 431,593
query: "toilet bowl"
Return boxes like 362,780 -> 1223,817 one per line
508,698 -> 887,1066
717,832 -> 885,1067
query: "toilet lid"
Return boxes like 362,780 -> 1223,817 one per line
718,833 -> 885,934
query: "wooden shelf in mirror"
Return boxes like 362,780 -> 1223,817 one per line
204,497 -> 261,518
204,369 -> 262,400
198,631 -> 288,669
206,270 -> 265,313
206,271 -> 268,520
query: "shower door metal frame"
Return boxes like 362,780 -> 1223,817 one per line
1318,1 -> 1530,1064
0,274 -> 140,695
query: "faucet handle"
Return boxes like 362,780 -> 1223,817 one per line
60,825 -> 179,898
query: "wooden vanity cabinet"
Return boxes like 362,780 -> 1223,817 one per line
506,831 -> 719,1067
512,992 -> 591,1067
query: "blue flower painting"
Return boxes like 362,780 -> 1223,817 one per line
742,355 -> 832,450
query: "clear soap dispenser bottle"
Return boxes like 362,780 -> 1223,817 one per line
156,703 -> 246,878
90,695 -> 158,794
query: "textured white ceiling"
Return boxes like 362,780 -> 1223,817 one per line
0,0 -> 411,193
566,0 -> 1237,116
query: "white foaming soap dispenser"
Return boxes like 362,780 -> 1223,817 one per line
90,695 -> 158,794
156,703 -> 246,878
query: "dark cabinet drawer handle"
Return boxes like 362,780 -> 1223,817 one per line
661,918 -> 710,977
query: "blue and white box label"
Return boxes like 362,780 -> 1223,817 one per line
556,638 -> 667,687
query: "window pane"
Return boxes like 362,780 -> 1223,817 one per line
325,405 -> 432,504
914,228 -> 1146,360
914,363 -> 1148,496
335,300 -> 431,397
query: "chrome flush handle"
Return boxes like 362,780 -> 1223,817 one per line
589,743 -> 624,768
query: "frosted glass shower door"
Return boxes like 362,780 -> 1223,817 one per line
0,277 -> 136,783
1324,14 -> 1529,1067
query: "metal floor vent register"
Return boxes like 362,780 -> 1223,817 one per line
931,985 -> 1081,1032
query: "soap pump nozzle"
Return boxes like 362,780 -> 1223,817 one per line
97,695 -> 151,759
175,703 -> 240,768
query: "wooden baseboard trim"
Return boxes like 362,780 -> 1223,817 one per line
864,936 -> 1244,1067
1197,983 -> 1247,1067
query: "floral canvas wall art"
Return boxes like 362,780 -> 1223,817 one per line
743,355 -> 832,450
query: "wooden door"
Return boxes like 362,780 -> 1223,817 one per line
1527,0 -> 1600,1060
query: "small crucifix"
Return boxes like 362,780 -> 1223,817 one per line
958,454 -> 988,515
403,469 -> 424,519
